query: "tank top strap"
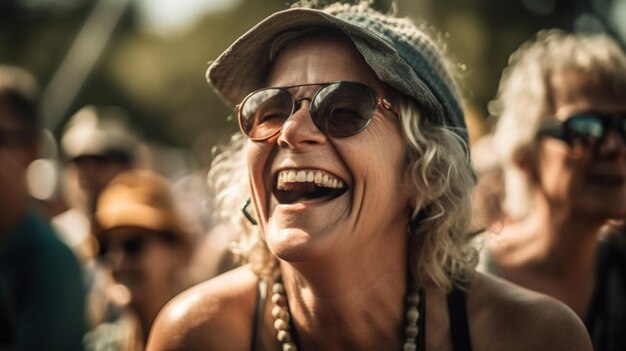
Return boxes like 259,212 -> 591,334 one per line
250,278 -> 267,351
447,286 -> 473,351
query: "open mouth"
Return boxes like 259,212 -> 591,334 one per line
273,169 -> 348,204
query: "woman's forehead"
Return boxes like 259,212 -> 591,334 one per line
550,70 -> 626,117
551,71 -> 625,103
265,34 -> 386,93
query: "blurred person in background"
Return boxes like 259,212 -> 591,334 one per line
0,65 -> 86,350
482,30 -> 626,351
53,104 -> 140,263
52,105 -> 142,340
469,134 -> 506,234
147,2 -> 591,351
84,169 -> 194,351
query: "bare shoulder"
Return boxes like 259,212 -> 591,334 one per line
466,272 -> 592,351
146,266 -> 259,351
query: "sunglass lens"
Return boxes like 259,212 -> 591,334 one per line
240,88 -> 293,140
567,114 -> 604,146
312,82 -> 376,137
123,236 -> 146,257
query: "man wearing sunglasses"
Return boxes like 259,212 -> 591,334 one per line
147,3 -> 591,351
484,30 -> 626,351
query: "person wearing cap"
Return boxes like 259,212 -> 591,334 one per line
480,30 -> 626,351
147,3 -> 591,351
53,105 -> 139,263
0,65 -> 86,351
61,105 -> 139,213
85,169 -> 193,351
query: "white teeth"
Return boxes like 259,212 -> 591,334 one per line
297,170 -> 306,182
314,172 -> 322,184
276,169 -> 347,189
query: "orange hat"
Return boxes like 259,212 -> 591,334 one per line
94,170 -> 189,243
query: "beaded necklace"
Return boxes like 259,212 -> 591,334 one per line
270,278 -> 423,351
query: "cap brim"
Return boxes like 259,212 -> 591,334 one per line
207,8 -> 428,109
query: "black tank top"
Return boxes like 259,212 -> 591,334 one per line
250,281 -> 473,351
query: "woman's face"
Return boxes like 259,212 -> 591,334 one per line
99,227 -> 184,303
246,35 -> 412,262
534,71 -> 626,220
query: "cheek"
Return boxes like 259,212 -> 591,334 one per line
536,143 -> 586,193
366,120 -> 405,177
340,122 -> 408,198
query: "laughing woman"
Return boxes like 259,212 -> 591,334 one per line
146,2 -> 591,351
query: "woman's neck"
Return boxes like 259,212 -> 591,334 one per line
276,228 -> 411,350
489,197 -> 602,317
498,189 -> 601,256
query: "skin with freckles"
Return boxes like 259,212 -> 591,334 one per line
146,34 -> 592,351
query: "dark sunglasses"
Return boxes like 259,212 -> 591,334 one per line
537,112 -> 626,148
236,81 -> 396,141
98,236 -> 149,259
98,233 -> 175,259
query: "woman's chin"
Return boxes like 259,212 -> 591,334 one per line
265,225 -> 334,263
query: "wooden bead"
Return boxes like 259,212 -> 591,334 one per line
272,282 -> 285,294
406,306 -> 419,322
404,341 -> 417,351
406,292 -> 420,305
274,318 -> 289,331
272,306 -> 288,320
405,324 -> 419,338
272,293 -> 287,307
277,330 -> 292,343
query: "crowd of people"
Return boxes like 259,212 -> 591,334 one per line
1,1 -> 625,350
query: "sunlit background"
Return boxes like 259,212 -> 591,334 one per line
1,0 -> 625,187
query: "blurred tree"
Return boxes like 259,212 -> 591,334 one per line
1,0 -> 623,166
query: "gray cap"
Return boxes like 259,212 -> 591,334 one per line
61,105 -> 139,161
206,3 -> 467,145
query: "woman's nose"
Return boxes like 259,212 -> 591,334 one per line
597,129 -> 626,158
277,101 -> 327,149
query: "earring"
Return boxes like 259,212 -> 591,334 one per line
241,198 -> 258,225
409,207 -> 427,233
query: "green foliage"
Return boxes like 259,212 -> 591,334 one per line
0,0 -> 596,163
